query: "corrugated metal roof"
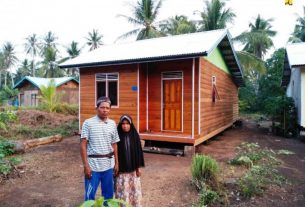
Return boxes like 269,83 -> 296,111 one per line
14,76 -> 79,89
59,29 -> 244,86
60,29 -> 228,68
286,42 -> 305,67
282,42 -> 305,87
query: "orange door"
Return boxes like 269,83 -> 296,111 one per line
163,79 -> 182,131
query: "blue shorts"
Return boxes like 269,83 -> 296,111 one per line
84,168 -> 114,201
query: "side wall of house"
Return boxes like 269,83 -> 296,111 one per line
57,80 -> 79,104
286,67 -> 302,126
79,65 -> 138,128
195,58 -> 238,145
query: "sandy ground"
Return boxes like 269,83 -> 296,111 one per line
0,118 -> 305,207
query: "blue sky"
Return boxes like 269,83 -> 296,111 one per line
0,0 -> 304,62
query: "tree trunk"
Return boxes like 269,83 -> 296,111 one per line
4,71 -> 7,87
14,134 -> 63,153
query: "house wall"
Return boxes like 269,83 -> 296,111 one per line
286,67 -> 302,126
301,68 -> 305,127
79,65 -> 138,128
145,59 -> 194,136
57,80 -> 79,104
139,63 -> 147,132
195,58 -> 238,145
17,82 -> 40,106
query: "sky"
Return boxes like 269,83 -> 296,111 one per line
0,0 -> 304,65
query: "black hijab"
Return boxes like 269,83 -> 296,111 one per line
117,115 -> 145,173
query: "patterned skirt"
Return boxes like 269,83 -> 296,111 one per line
115,171 -> 142,207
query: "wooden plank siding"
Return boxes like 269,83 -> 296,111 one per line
139,63 -> 147,132
145,59 -> 193,136
79,65 -> 138,127
195,58 -> 238,145
56,81 -> 79,104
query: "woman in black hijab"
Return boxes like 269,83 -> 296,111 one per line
115,115 -> 145,207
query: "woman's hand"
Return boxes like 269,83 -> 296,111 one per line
114,163 -> 119,177
136,168 -> 141,177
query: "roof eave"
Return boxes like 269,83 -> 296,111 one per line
59,52 -> 208,69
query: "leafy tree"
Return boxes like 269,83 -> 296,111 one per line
25,33 -> 39,76
1,42 -> 18,87
160,15 -> 197,35
234,14 -> 276,59
257,48 -> 285,114
198,0 -> 235,31
40,47 -> 64,78
39,79 -> 62,112
64,41 -> 81,76
117,0 -> 164,40
86,29 -> 103,51
289,6 -> 305,43
41,31 -> 58,53
15,59 -> 32,82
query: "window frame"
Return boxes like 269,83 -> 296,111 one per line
95,73 -> 119,108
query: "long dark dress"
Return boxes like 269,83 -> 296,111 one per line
115,116 -> 145,207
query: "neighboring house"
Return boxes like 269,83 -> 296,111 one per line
282,42 -> 305,130
14,76 -> 79,107
60,29 -> 243,146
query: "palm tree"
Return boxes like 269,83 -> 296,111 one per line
289,6 -> 305,43
160,15 -> 197,35
41,47 -> 63,78
198,0 -> 235,31
15,59 -> 32,82
25,33 -> 39,77
117,0 -> 164,40
2,42 -> 18,87
0,52 -> 4,89
86,29 -> 103,51
40,31 -> 58,55
234,14 -> 276,59
65,41 -> 81,76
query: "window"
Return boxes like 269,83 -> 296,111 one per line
31,94 -> 38,106
96,73 -> 119,106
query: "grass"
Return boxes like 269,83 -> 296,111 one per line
10,120 -> 79,139
228,142 -> 290,198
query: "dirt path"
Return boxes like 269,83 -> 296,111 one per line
0,118 -> 305,207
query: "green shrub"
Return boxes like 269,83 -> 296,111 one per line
0,111 -> 17,131
54,103 -> 78,115
0,139 -> 15,157
191,154 -> 219,190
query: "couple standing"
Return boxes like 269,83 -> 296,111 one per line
80,96 -> 145,206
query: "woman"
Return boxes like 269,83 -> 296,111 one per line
116,115 -> 145,207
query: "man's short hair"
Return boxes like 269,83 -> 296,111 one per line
96,96 -> 111,107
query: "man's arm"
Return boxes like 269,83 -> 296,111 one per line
80,139 -> 91,179
112,143 -> 119,176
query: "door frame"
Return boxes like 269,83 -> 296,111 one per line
161,71 -> 184,132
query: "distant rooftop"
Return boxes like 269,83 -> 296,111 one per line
14,76 -> 79,89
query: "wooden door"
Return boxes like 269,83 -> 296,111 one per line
163,79 -> 182,131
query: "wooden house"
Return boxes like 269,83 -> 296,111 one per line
14,76 -> 79,107
60,29 -> 243,146
282,42 -> 305,132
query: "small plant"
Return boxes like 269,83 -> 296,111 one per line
80,196 -> 130,207
191,154 -> 219,190
39,79 -> 63,113
0,110 -> 17,131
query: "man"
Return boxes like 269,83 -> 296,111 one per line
80,96 -> 120,201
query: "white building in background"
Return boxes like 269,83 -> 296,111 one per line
282,42 -> 305,129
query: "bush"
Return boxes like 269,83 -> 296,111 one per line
191,154 -> 219,190
54,103 -> 78,115
0,110 -> 17,131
